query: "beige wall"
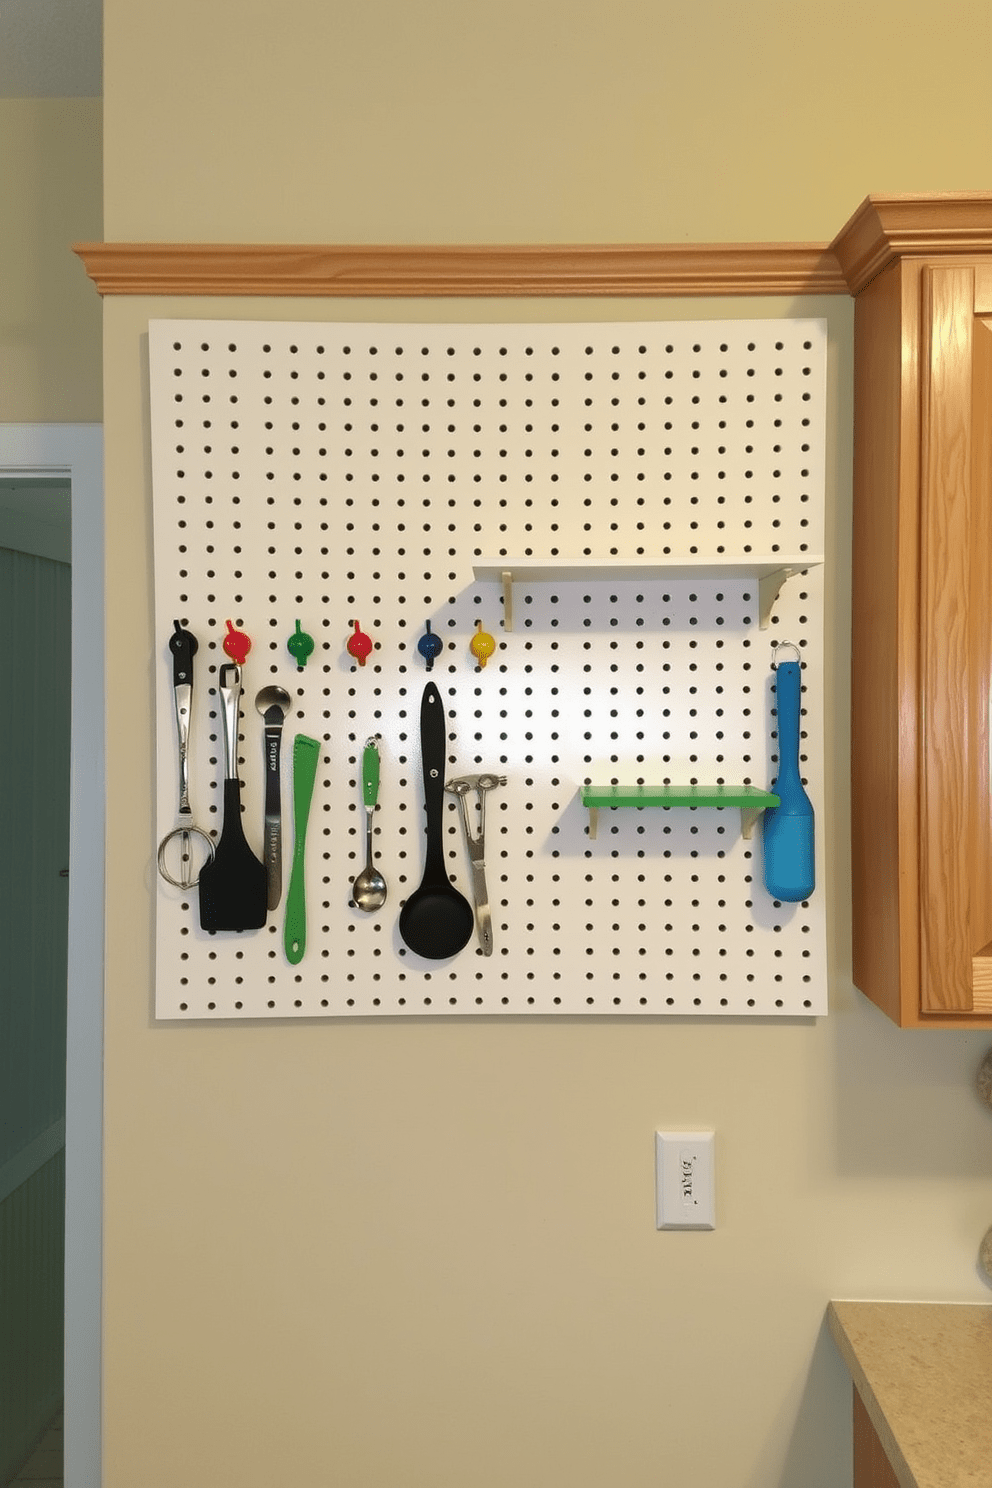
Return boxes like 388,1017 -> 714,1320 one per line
104,0 -> 992,245
0,99 -> 102,424
100,3 -> 992,1486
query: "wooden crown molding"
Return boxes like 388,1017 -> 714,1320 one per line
73,198 -> 992,300
72,240 -> 847,298
832,192 -> 992,295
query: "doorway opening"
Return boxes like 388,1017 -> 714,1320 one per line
0,476 -> 71,1485
0,425 -> 103,1488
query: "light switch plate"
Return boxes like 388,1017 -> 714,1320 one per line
655,1130 -> 715,1230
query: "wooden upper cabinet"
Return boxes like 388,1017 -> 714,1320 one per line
833,195 -> 992,1025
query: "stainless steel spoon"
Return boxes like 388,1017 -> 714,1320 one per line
254,684 -> 292,909
352,737 -> 387,912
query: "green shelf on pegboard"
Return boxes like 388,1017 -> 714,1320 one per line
580,783 -> 780,841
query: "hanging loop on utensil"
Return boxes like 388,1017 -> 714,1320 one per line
771,639 -> 802,667
157,827 -> 215,890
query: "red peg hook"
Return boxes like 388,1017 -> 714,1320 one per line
222,619 -> 252,664
347,619 -> 373,667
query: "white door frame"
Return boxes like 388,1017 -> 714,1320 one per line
0,424 -> 104,1488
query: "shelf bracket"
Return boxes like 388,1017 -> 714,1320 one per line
739,808 -> 762,841
587,806 -> 599,840
501,570 -> 514,631
758,566 -> 803,630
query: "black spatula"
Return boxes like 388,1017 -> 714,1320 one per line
198,663 -> 268,932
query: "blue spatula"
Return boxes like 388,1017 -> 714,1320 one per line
763,657 -> 815,902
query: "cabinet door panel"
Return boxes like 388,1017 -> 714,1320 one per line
919,268 -> 992,1013
970,314 -> 992,1012
851,263 -> 922,1020
919,266 -> 976,1010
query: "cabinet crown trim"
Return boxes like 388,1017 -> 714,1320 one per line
832,192 -> 992,295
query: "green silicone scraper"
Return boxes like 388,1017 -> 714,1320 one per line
283,733 -> 321,964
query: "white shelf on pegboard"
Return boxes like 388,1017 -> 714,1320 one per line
473,554 -> 824,631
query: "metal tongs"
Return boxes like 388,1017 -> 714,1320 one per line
157,620 -> 214,887
444,772 -> 506,956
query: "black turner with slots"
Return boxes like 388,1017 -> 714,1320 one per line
198,663 -> 268,933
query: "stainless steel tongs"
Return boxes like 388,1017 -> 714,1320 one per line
444,772 -> 506,955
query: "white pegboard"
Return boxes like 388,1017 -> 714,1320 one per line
148,317 -> 827,1019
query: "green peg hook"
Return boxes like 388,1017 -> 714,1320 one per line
287,620 -> 315,669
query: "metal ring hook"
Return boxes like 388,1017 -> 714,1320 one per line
772,639 -> 802,667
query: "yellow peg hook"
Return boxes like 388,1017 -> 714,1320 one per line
470,619 -> 497,669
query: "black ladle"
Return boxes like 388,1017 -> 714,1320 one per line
398,682 -> 474,959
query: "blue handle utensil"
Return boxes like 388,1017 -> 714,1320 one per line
763,655 -> 815,902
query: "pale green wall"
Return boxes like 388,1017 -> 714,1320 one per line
99,3 -> 992,1486
0,99 -> 102,423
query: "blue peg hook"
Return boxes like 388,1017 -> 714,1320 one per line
417,619 -> 443,671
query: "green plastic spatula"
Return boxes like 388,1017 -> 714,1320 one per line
284,734 -> 321,964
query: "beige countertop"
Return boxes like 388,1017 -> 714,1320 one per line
828,1300 -> 992,1488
